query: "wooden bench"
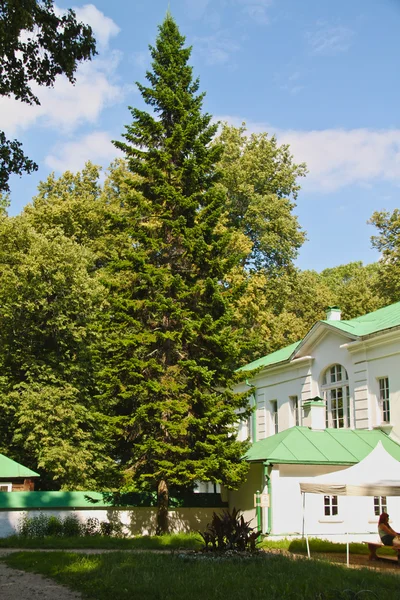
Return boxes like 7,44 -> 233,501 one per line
363,541 -> 400,563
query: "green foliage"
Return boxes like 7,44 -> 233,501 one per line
101,14 -> 252,532
0,0 -> 97,191
369,209 -> 400,303
319,261 -> 385,318
216,123 -> 307,271
19,513 -> 82,537
0,131 -> 38,192
17,513 -> 124,538
23,161 -> 129,263
0,215 -> 117,489
200,508 -> 261,552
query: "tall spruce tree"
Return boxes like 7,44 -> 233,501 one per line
103,14 -> 251,533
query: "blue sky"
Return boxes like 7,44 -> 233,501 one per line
2,0 -> 400,271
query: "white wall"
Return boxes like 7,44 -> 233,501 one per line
243,362 -> 312,441
0,507 -> 221,538
351,335 -> 400,436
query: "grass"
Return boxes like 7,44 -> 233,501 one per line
0,532 -> 203,550
2,550 -> 400,600
261,537 -> 397,557
1,533 -> 396,557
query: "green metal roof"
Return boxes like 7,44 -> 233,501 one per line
0,454 -> 39,479
245,427 -> 400,465
0,491 -> 117,510
322,301 -> 400,337
238,341 -> 302,372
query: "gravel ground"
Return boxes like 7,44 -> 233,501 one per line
0,560 -> 81,600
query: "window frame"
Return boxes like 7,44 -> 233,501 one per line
374,496 -> 387,516
378,377 -> 390,424
290,395 -> 300,426
321,364 -> 351,429
324,495 -> 338,517
0,483 -> 12,492
270,400 -> 278,435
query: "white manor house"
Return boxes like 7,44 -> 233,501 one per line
227,302 -> 400,541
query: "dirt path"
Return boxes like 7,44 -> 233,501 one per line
0,561 -> 81,600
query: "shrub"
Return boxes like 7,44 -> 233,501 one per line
17,513 -> 124,538
46,516 -> 64,537
82,517 -> 101,536
62,515 -> 82,537
199,508 -> 261,552
19,513 -> 54,538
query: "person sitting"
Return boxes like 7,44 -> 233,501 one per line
378,512 -> 400,547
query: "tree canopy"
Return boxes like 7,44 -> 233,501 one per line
0,215 -> 116,488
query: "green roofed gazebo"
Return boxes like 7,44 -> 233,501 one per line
0,453 -> 39,492
244,426 -> 400,465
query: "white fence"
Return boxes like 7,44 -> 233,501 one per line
0,506 -> 219,538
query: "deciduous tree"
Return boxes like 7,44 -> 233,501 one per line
0,216 -> 116,489
369,209 -> 400,303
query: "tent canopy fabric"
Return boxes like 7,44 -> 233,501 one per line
299,442 -> 400,496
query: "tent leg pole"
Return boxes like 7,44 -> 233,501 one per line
346,531 -> 349,568
302,492 -> 311,559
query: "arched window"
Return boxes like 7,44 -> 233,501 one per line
321,364 -> 351,429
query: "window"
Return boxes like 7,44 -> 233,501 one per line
270,400 -> 278,434
194,481 -> 221,494
321,364 -> 351,429
290,395 -> 300,426
0,483 -> 11,492
324,495 -> 338,516
378,377 -> 390,423
374,496 -> 387,516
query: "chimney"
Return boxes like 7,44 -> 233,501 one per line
303,396 -> 326,430
326,306 -> 341,321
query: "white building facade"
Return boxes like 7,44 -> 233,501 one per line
229,303 -> 400,541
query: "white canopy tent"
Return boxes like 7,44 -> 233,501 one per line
299,442 -> 400,565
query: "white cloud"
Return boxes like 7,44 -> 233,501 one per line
216,116 -> 400,192
45,131 -> 121,173
73,4 -> 120,51
0,52 -> 123,136
237,0 -> 273,24
279,128 -> 400,192
194,34 -> 240,65
305,21 -> 354,55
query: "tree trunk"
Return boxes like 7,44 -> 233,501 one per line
156,478 -> 169,535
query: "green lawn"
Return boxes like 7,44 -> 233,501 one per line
1,533 -> 397,559
3,550 -> 400,600
0,532 -> 203,550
